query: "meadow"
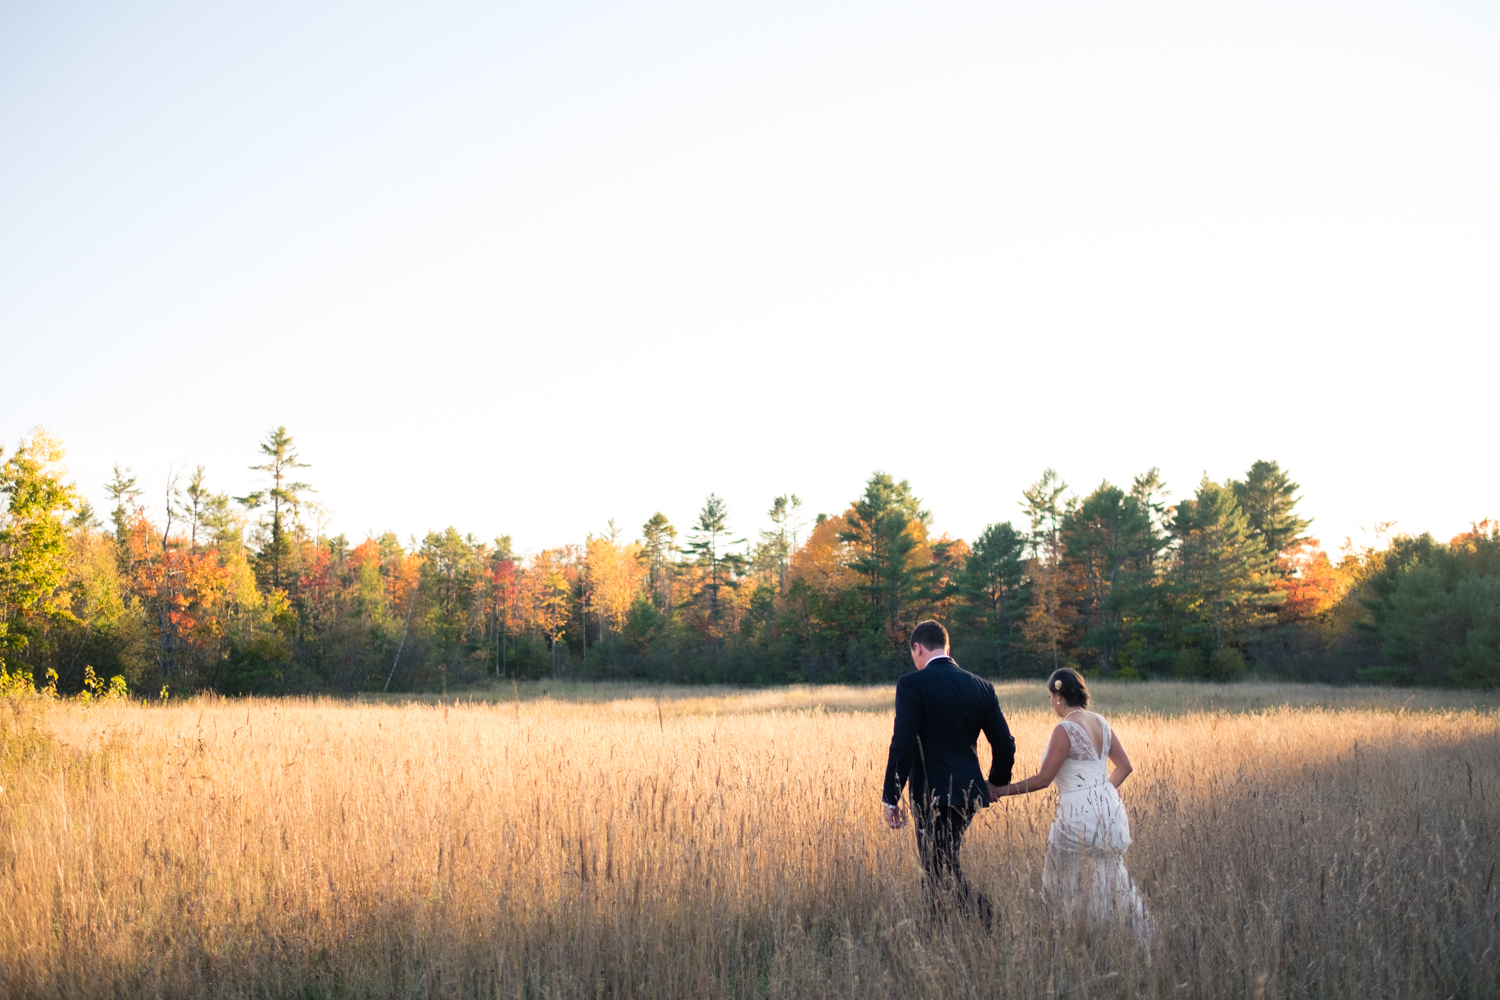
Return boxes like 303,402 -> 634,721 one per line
1,680 -> 1497,999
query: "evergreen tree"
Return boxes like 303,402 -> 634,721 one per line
1062,482 -> 1160,672
1231,460 -> 1311,564
839,473 -> 928,639
419,527 -> 485,691
759,494 -> 804,593
1357,523 -> 1500,687
953,521 -> 1029,671
1020,469 -> 1073,669
639,512 -> 677,610
1169,477 -> 1284,655
683,494 -> 745,626
1130,467 -> 1170,571
105,464 -> 141,548
180,465 -> 213,553
69,500 -> 102,531
235,427 -> 312,591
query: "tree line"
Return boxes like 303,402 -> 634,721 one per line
1,426 -> 1496,694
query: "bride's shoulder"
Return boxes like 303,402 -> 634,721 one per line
1083,711 -> 1111,732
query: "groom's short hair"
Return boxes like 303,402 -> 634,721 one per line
910,620 -> 948,652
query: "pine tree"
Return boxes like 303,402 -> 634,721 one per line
683,494 -> 745,627
1020,469 -> 1072,669
1062,482 -> 1161,671
639,512 -> 677,610
839,473 -> 928,640
420,527 -> 485,689
235,427 -> 312,591
1231,460 -> 1311,563
759,494 -> 804,593
105,465 -> 142,549
180,465 -> 213,553
954,521 -> 1029,672
1170,477 -> 1285,653
1130,467 -> 1170,571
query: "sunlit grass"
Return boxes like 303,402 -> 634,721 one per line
377,676 -> 1500,717
2,681 -> 1496,998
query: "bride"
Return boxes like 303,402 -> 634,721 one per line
990,668 -> 1153,938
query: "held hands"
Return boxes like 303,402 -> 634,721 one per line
886,785 -> 1009,825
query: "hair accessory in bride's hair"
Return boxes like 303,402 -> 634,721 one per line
1052,679 -> 1061,692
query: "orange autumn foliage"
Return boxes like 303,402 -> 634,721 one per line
788,514 -> 858,594
1275,539 -> 1343,624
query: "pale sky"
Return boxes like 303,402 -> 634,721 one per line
2,0 -> 1496,557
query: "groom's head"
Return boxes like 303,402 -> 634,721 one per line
909,620 -> 949,669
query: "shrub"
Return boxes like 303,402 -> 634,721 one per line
1171,648 -> 1205,678
1209,646 -> 1246,681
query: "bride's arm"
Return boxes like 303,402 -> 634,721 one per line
990,726 -> 1070,798
1106,730 -> 1134,789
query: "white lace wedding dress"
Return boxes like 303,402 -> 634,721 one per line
1042,716 -> 1153,939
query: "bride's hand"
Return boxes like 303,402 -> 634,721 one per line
986,781 -> 1006,802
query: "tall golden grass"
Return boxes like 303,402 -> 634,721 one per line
1,682 -> 1496,998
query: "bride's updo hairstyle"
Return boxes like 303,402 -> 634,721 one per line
1048,668 -> 1089,708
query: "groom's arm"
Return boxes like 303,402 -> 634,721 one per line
981,689 -> 1016,786
881,676 -> 921,806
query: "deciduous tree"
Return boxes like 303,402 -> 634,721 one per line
0,430 -> 78,666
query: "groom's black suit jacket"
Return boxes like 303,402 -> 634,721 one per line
882,656 -> 1016,814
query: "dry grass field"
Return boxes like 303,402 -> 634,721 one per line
2,680 -> 1497,999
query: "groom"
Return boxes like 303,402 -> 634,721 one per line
882,620 -> 1015,926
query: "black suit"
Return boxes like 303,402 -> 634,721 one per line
882,655 -> 1015,923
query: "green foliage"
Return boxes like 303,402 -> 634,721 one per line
212,635 -> 291,695
1359,525 -> 1500,687
839,473 -> 928,640
1231,459 -> 1312,563
1168,477 -> 1284,652
621,592 -> 667,653
1020,469 -> 1072,671
420,526 -> 484,674
1171,647 -> 1205,678
1210,646 -> 1246,681
104,464 -> 141,548
757,494 -> 803,593
1062,482 -> 1161,672
952,521 -> 1029,673
682,494 -> 746,626
639,513 -> 677,610
77,665 -> 129,704
235,426 -> 312,590
0,431 -> 78,626
10,424 -> 1488,689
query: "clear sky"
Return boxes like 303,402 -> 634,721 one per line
2,0 -> 1496,556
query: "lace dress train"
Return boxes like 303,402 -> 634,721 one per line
1041,717 -> 1153,941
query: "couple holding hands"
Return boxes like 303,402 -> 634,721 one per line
881,620 -> 1152,938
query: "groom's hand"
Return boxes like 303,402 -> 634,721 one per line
986,781 -> 1005,802
882,802 -> 904,829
